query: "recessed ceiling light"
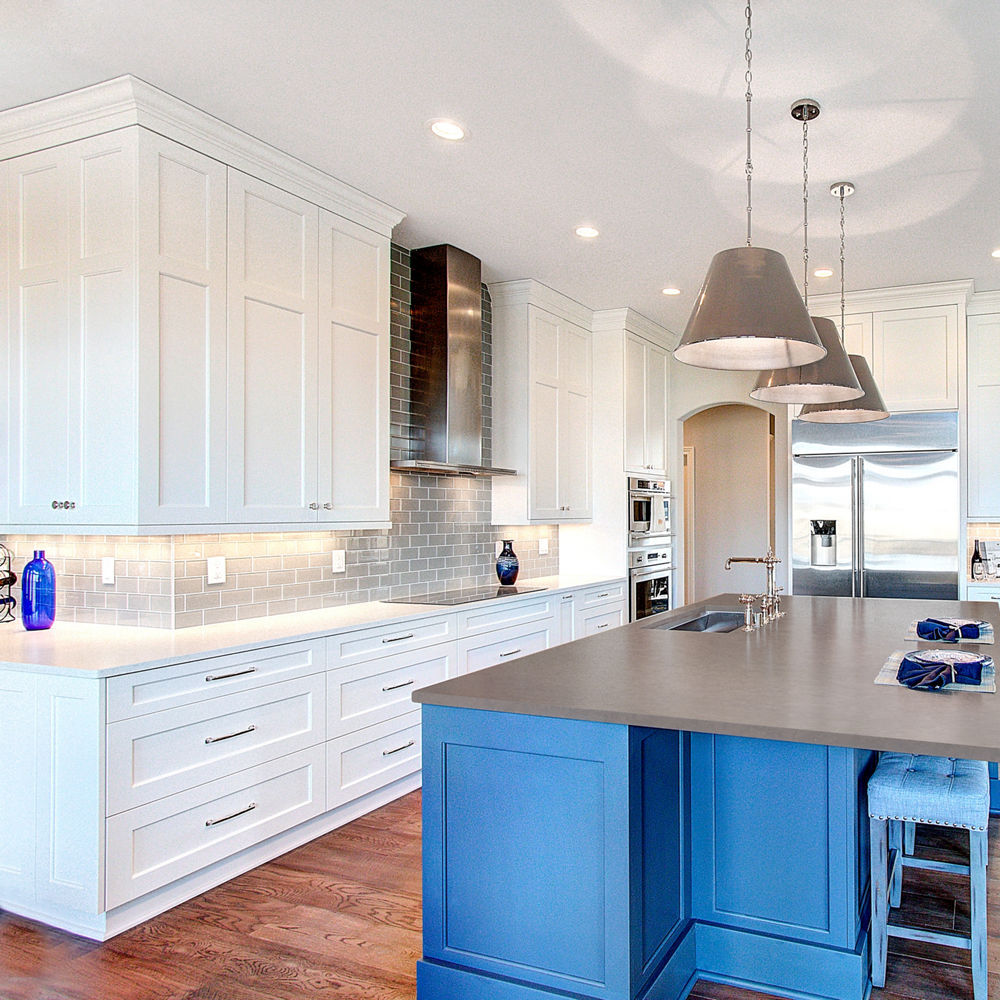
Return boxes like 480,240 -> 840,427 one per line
813,268 -> 834,278
575,225 -> 599,239
992,249 -> 1000,259
428,118 -> 466,141
662,287 -> 681,296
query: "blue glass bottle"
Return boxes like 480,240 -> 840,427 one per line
496,540 -> 519,586
22,550 -> 56,630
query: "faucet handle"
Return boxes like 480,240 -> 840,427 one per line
739,593 -> 756,631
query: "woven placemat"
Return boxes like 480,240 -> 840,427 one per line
905,618 -> 994,644
875,650 -> 996,693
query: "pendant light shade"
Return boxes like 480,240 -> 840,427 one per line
674,247 -> 826,371
799,355 -> 889,422
750,316 -> 862,402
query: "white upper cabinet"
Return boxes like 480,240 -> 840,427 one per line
624,332 -> 668,476
967,310 -> 1000,518
226,176 -> 390,526
0,77 -> 402,532
7,132 -> 139,526
491,281 -> 593,524
227,172 -> 320,523
811,282 -> 970,414
318,210 -> 390,524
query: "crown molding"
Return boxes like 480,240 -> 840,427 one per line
807,278 -> 974,315
0,75 -> 405,236
592,307 -> 679,349
488,279 -> 593,328
967,288 -> 1000,316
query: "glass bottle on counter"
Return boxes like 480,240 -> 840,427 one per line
22,550 -> 56,630
972,539 -> 985,581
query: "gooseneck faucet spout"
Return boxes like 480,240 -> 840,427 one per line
725,547 -> 782,623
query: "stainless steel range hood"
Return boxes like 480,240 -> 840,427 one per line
390,244 -> 516,477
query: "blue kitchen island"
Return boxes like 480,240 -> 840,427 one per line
413,595 -> 1000,1000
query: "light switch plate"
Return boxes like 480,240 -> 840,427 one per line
538,538 -> 549,555
101,557 -> 115,586
207,556 -> 226,585
332,549 -> 346,573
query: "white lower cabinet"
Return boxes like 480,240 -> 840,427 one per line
327,710 -> 422,809
106,746 -> 326,908
0,580 -> 626,939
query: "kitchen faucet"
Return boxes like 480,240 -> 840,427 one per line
725,547 -> 783,624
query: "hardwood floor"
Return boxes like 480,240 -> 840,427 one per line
1,791 -> 996,1000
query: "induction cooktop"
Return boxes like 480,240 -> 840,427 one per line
384,585 -> 547,606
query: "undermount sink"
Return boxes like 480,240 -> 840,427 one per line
647,609 -> 745,633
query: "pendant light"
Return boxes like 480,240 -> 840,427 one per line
674,3 -> 825,372
750,101 -> 863,403
799,183 -> 890,422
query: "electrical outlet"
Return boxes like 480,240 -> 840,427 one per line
206,556 -> 227,585
538,538 -> 549,556
331,549 -> 346,573
101,557 -> 115,585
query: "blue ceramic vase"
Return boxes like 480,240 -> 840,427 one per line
496,540 -> 519,586
22,550 -> 56,630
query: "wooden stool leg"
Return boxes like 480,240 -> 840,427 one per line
970,829 -> 988,1000
870,817 -> 889,988
903,820 -> 915,856
889,820 -> 903,908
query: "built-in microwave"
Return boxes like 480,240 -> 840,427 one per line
628,477 -> 670,538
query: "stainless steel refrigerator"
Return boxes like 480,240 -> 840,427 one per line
791,411 -> 959,600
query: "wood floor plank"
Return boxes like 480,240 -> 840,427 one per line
2,793 -> 998,1000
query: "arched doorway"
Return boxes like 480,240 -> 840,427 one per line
682,404 -> 775,603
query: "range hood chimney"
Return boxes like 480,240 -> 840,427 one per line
391,244 -> 516,477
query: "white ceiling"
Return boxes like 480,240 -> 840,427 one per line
5,0 -> 1000,333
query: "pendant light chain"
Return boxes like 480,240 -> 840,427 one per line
802,116 -> 809,306
744,1 -> 753,247
839,188 -> 846,341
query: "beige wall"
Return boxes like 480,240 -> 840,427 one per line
683,404 -> 774,602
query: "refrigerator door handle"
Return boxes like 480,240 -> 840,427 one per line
857,456 -> 866,598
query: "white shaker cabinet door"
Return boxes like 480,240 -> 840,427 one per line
227,171 -> 320,523
137,132 -> 228,525
557,318 -> 593,518
529,307 -> 562,520
317,211 -> 390,523
7,133 -> 137,525
967,313 -> 1000,517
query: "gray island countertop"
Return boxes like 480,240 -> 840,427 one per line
414,594 -> 1000,760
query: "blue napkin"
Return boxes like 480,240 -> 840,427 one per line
897,650 -> 990,691
915,617 -> 988,642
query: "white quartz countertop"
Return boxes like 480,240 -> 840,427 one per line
0,574 -> 623,677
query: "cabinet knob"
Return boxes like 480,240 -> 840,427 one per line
51,500 -> 76,510
308,502 -> 319,510
323,502 -> 333,510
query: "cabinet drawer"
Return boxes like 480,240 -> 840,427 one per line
966,585 -> 1000,603
328,615 -> 455,666
327,641 -> 455,740
458,596 -> 557,637
106,746 -> 325,908
578,581 -> 627,609
577,603 -> 626,637
107,640 -> 324,721
107,673 -> 326,815
459,620 -> 554,675
327,711 -> 421,809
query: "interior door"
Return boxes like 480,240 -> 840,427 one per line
791,455 -> 855,597
860,451 -> 959,599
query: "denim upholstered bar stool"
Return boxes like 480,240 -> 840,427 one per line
867,753 -> 989,999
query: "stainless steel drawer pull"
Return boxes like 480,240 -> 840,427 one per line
205,666 -> 257,683
382,740 -> 415,757
382,633 -> 414,643
205,802 -> 256,827
499,648 -> 521,657
382,679 -> 415,692
597,592 -> 610,598
597,623 -> 610,630
204,724 -> 256,745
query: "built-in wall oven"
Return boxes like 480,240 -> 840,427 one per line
627,477 -> 674,621
629,546 -> 673,621
628,477 -> 670,538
